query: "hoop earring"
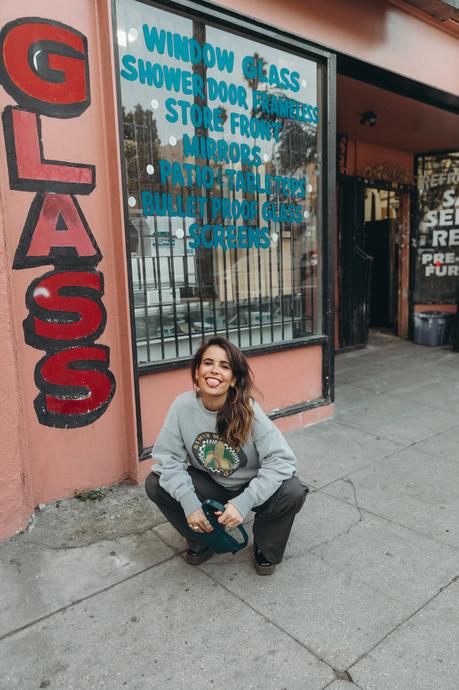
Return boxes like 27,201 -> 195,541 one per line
230,385 -> 239,404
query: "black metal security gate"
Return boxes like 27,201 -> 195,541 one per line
338,176 -> 373,349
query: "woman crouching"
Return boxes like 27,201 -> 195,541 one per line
145,336 -> 308,575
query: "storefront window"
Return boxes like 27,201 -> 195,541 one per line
115,0 -> 324,365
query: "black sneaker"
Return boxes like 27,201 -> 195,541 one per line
183,544 -> 213,566
253,544 -> 276,575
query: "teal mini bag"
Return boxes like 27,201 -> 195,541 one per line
198,499 -> 249,554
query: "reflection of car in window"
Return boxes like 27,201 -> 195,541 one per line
191,307 -> 282,334
194,314 -> 227,332
250,311 -> 273,325
161,323 -> 177,337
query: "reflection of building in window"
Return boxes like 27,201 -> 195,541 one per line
128,220 -> 139,254
365,188 -> 400,222
123,105 -> 161,197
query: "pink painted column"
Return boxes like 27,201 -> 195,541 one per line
0,210 -> 34,538
0,0 -> 138,538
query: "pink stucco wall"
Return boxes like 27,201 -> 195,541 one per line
0,206 -> 34,538
215,0 -> 459,97
0,0 -> 138,539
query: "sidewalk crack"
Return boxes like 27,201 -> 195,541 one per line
0,551 -> 181,643
283,517 -> 362,562
342,477 -> 363,523
347,573 -> 459,672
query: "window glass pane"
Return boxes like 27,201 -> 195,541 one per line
116,0 -> 324,364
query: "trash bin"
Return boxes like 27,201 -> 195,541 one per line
413,311 -> 455,346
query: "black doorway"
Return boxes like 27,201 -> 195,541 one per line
365,219 -> 393,328
364,187 -> 401,333
337,176 -> 373,349
338,179 -> 407,350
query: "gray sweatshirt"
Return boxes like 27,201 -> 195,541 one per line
152,391 -> 297,519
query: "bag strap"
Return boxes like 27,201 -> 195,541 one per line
202,499 -> 248,548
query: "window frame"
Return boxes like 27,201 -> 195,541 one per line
111,0 -> 336,456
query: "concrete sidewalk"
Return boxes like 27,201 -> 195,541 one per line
1,331 -> 458,690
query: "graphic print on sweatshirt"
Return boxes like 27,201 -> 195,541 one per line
192,432 -> 248,477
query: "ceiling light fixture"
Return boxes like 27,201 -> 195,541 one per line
360,111 -> 377,127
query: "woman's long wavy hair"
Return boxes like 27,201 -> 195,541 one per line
191,336 -> 255,448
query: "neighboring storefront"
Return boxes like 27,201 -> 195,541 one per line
1,0 -> 458,539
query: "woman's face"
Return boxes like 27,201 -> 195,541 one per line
195,345 -> 236,409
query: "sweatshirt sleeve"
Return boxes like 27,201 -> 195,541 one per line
228,401 -> 297,519
151,396 -> 202,517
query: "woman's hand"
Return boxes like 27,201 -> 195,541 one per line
216,503 -> 243,529
187,508 -> 213,533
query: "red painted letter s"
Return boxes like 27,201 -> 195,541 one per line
24,269 -> 106,349
34,346 -> 116,428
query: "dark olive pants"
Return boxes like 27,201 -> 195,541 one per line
145,467 -> 308,564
